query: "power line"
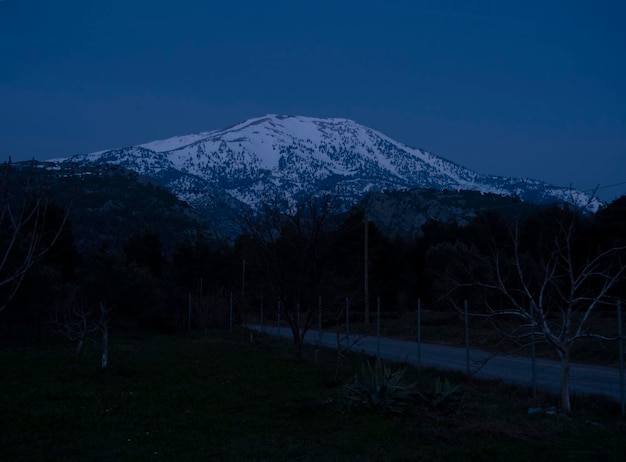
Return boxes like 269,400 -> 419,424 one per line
582,181 -> 626,193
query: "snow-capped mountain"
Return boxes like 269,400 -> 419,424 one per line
52,114 -> 600,218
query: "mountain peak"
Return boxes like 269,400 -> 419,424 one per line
53,115 -> 602,218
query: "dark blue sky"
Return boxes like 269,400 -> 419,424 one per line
1,0 -> 624,200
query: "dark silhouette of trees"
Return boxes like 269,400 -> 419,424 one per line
415,219 -> 467,306
173,232 -> 237,294
171,233 -> 239,330
0,161 -> 72,314
326,208 -> 414,319
8,204 -> 79,329
241,196 -> 350,357
594,195 -> 626,300
124,229 -> 164,278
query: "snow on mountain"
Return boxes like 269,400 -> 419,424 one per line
53,114 -> 601,215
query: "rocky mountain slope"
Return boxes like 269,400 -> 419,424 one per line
49,115 -> 600,237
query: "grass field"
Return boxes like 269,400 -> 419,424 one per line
1,327 -> 625,461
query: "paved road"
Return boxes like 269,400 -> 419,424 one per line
247,324 -> 624,402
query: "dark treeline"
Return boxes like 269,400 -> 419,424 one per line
1,193 -> 625,343
419,196 -> 626,310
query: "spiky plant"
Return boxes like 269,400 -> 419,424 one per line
340,359 -> 416,415
417,376 -> 462,412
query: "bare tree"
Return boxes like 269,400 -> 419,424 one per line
52,302 -> 99,355
433,205 -> 626,414
242,195 -> 348,357
52,300 -> 112,368
0,160 -> 70,311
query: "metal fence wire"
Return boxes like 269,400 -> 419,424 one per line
246,296 -> 625,412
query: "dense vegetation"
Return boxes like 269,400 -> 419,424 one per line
2,161 -> 625,348
5,161 -> 209,254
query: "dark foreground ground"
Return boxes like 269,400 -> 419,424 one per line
1,327 -> 625,461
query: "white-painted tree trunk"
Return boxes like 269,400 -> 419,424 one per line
101,323 -> 109,369
76,335 -> 85,355
560,351 -> 571,415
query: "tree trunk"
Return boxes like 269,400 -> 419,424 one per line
101,323 -> 109,369
560,349 -> 572,415
288,311 -> 304,359
293,334 -> 303,359
76,336 -> 85,355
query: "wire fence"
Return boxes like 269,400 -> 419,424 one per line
182,289 -> 625,410
247,296 -> 625,411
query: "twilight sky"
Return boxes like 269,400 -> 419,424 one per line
1,0 -> 625,200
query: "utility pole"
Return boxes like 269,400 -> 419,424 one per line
364,214 -> 369,325
242,259 -> 246,297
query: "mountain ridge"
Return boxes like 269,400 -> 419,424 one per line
49,114 -> 601,224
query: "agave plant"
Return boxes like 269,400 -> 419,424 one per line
340,358 -> 417,415
417,376 -> 462,411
